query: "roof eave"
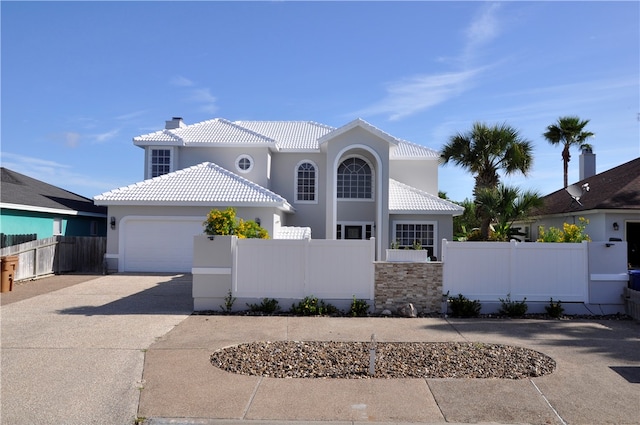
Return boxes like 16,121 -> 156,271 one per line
389,209 -> 464,217
318,118 -> 400,147
93,200 -> 291,208
1,202 -> 107,217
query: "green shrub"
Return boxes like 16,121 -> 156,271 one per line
247,298 -> 281,314
290,296 -> 336,316
203,207 -> 269,239
545,298 -> 564,318
537,217 -> 590,243
498,293 -> 528,317
349,296 -> 369,317
448,294 -> 482,317
220,290 -> 236,313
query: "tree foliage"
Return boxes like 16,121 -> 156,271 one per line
441,122 -> 534,194
203,207 -> 269,239
441,122 -> 534,240
475,184 -> 543,241
543,116 -> 594,188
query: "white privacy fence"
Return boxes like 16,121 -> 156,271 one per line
234,238 -> 375,300
193,235 -> 628,313
442,240 -> 590,302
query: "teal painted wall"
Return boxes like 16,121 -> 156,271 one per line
0,209 -> 107,238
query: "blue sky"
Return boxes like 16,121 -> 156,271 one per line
2,1 -> 638,203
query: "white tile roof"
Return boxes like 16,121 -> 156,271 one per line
233,121 -> 335,150
133,118 -> 439,158
94,162 -> 292,210
275,226 -> 312,240
134,118 -> 276,146
391,140 -> 440,159
389,179 -> 464,215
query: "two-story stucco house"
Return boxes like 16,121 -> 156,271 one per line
95,117 -> 463,272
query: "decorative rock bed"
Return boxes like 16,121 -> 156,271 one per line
210,341 -> 555,379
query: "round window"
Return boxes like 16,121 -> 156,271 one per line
236,154 -> 253,173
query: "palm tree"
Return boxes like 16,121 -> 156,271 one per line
440,122 -> 534,239
441,122 -> 534,195
475,184 -> 543,241
543,116 -> 594,188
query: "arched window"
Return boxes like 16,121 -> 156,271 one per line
337,157 -> 372,199
296,161 -> 317,202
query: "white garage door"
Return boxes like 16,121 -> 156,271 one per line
121,217 -> 204,272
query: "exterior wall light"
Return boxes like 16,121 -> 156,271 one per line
110,217 -> 116,230
613,222 -> 619,231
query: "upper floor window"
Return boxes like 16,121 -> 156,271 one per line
151,149 -> 171,178
296,161 -> 317,203
236,154 -> 253,173
337,157 -> 372,199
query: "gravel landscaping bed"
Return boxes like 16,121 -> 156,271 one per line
211,341 -> 556,379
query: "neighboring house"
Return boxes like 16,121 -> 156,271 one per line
0,167 -> 107,246
94,117 -> 464,273
514,152 -> 640,267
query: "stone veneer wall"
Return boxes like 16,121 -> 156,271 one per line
374,262 -> 443,314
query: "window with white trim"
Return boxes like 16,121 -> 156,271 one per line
296,161 -> 317,203
236,154 -> 253,173
53,218 -> 63,236
151,149 -> 171,177
337,157 -> 372,199
393,222 -> 436,256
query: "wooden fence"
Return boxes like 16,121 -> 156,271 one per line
1,233 -> 37,248
0,236 -> 107,281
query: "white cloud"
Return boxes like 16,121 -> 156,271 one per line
64,132 -> 82,148
188,88 -> 218,115
0,152 -> 120,197
464,3 -> 502,57
354,69 -> 483,121
354,3 -> 503,121
92,129 -> 120,143
115,110 -> 147,120
169,76 -> 219,116
0,152 -> 71,171
170,75 -> 195,87
189,88 -> 217,104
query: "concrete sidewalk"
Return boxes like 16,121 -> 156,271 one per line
140,315 -> 640,425
1,274 -> 639,425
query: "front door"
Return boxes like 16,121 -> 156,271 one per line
344,225 -> 363,240
336,222 -> 373,240
628,222 -> 640,268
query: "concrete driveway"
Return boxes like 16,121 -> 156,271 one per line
0,274 -> 192,425
2,273 -> 640,425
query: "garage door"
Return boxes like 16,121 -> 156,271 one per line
121,217 -> 205,272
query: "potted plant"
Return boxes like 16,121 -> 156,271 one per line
385,240 -> 430,262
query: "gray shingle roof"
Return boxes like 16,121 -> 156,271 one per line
1,167 -> 106,216
94,162 -> 293,210
389,179 -> 464,215
534,157 -> 640,215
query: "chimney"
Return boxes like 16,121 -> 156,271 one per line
579,147 -> 596,180
165,117 -> 184,129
